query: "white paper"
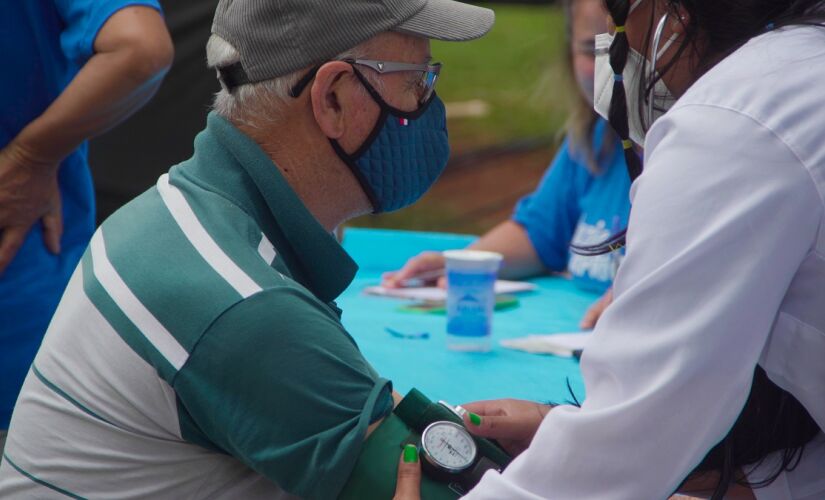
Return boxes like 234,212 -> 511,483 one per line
364,280 -> 537,301
500,331 -> 593,357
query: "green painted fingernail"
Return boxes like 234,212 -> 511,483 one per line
469,413 -> 482,426
403,444 -> 419,463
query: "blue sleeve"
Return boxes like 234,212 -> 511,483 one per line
512,138 -> 587,272
53,0 -> 162,64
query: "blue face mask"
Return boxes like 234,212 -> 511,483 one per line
330,70 -> 450,213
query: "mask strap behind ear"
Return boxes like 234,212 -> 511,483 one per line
350,68 -> 390,108
289,65 -> 322,98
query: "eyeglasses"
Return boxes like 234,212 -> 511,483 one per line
349,59 -> 442,104
289,58 -> 442,104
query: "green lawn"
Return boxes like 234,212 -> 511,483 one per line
433,3 -> 571,150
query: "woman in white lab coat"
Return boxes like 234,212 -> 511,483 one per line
393,0 -> 825,498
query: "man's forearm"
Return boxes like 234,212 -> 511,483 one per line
12,6 -> 173,169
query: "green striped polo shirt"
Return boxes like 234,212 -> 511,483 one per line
0,113 -> 393,499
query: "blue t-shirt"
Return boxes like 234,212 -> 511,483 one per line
0,0 -> 161,429
513,118 -> 631,293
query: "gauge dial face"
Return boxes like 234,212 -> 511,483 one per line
421,421 -> 477,472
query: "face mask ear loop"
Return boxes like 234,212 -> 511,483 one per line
648,12 -> 671,126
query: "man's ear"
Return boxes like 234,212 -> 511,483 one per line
310,61 -> 357,140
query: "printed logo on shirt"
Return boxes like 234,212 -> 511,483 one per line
568,219 -> 621,287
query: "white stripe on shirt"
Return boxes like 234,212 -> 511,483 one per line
90,231 -> 189,371
157,174 -> 262,298
257,233 -> 277,265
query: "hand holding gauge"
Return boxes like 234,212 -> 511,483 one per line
414,403 -> 504,495
421,421 -> 477,472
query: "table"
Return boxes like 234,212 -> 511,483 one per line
339,228 -> 602,406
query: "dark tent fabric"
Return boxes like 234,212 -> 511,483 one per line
89,0 -> 220,223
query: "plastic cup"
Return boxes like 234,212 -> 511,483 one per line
443,250 -> 503,352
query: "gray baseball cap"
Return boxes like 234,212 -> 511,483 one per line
212,0 -> 494,88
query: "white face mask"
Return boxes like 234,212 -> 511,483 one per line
593,13 -> 678,145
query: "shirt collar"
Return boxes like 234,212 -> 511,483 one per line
185,112 -> 358,302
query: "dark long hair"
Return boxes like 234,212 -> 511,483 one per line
684,367 -> 821,498
598,1 -> 825,497
573,0 -> 825,256
559,364 -> 821,499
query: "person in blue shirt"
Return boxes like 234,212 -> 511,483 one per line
383,0 -> 630,327
0,1 -> 173,451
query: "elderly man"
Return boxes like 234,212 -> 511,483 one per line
0,0 -> 493,498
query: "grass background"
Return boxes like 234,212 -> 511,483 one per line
431,3 -> 571,151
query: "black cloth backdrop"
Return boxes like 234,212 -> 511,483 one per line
89,0 -> 220,223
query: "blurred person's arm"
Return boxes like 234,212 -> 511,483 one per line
382,221 -> 543,288
385,220 -> 614,327
0,5 -> 172,271
384,140 -> 584,288
468,220 -> 545,279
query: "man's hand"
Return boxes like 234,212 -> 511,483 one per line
382,251 -> 446,288
0,6 -> 172,272
580,288 -> 614,329
0,141 -> 62,272
462,399 -> 551,457
393,445 -> 422,500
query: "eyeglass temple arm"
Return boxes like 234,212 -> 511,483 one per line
351,59 -> 440,74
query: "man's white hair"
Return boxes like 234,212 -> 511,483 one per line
206,34 -> 379,127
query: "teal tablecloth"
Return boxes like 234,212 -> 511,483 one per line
339,228 -> 599,406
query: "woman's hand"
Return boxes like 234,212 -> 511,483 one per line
382,251 -> 446,288
392,401 -> 549,498
461,399 -> 552,457
393,444 -> 422,500
579,288 -> 614,329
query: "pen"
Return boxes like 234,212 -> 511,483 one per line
385,327 -> 430,340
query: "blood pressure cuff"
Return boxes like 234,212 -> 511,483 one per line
339,388 -> 512,499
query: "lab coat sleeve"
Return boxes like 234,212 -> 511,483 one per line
464,104 -> 823,499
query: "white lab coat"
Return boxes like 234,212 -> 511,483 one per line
466,26 -> 825,500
